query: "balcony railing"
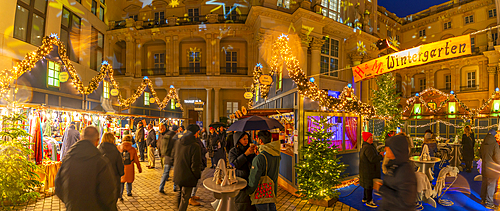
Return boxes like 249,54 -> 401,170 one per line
180,67 -> 206,75
141,68 -> 166,76
113,68 -> 126,76
110,14 -> 248,30
220,67 -> 247,75
460,85 -> 479,91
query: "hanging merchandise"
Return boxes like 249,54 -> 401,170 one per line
30,114 -> 44,164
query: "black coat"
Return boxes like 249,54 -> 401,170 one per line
146,129 -> 156,148
226,132 -> 235,152
98,142 -> 124,200
359,142 -> 382,188
172,131 -> 202,187
462,133 -> 475,162
196,137 -> 207,169
229,143 -> 257,211
55,140 -> 117,211
136,126 -> 145,142
380,135 -> 417,211
160,130 -> 176,165
480,133 -> 500,178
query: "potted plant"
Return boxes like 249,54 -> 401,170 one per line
295,116 -> 347,207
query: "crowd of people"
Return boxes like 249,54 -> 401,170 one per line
54,121 -> 281,211
359,126 -> 500,210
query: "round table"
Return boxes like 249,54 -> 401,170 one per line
410,156 -> 441,181
203,177 -> 247,211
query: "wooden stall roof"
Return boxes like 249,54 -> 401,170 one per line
242,109 -> 294,118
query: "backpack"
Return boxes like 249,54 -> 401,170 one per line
122,150 -> 132,165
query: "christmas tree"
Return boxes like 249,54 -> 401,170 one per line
372,73 -> 402,142
296,116 -> 347,200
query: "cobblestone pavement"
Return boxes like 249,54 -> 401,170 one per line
16,157 -> 357,211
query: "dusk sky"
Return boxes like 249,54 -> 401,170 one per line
378,0 -> 450,17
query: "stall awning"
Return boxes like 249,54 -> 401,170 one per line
242,109 -> 294,118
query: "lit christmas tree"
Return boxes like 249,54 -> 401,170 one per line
372,73 -> 402,143
296,116 -> 347,200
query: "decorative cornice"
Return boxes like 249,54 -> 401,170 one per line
310,37 -> 325,50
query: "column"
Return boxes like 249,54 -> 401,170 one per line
173,35 -> 179,76
125,36 -> 135,77
214,87 -> 220,122
206,88 -> 212,128
425,70 -> 432,89
490,66 -> 497,94
214,38 -> 220,76
135,39 -> 142,77
350,54 -> 363,97
166,36 -> 172,76
310,37 -> 324,77
206,34 -> 212,75
299,33 -> 310,74
405,74 -> 412,98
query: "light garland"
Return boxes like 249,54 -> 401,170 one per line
406,119 -> 498,130
267,34 -> 376,118
0,35 -> 183,111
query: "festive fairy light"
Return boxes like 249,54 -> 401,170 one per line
0,35 -> 183,111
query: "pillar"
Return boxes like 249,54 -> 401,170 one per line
299,34 -> 310,74
490,66 -> 498,94
350,54 -> 363,98
206,34 -> 213,75
214,38 -> 220,76
214,87 -> 220,122
173,35 -> 179,76
310,37 -> 324,77
125,36 -> 135,77
135,39 -> 142,77
206,88 -> 212,128
166,36 -> 172,76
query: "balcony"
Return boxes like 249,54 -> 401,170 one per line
180,67 -> 206,75
141,68 -> 166,76
220,67 -> 247,75
111,14 -> 248,30
113,68 -> 126,76
460,85 -> 479,92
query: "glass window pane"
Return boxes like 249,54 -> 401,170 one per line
62,8 -> 70,27
48,70 -> 53,77
31,14 -> 44,46
20,0 -> 30,5
14,5 -> 29,42
99,6 -> 104,21
34,0 -> 47,14
55,80 -> 59,87
232,52 -> 237,61
227,102 -> 232,113
48,78 -> 53,86
97,50 -> 102,68
92,0 -> 97,15
98,32 -> 103,48
307,116 -> 344,150
233,102 -> 238,112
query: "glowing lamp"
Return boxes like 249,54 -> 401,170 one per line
413,103 -> 421,115
170,85 -> 174,88
143,76 -> 149,80
450,91 -> 454,94
101,61 -> 109,65
347,84 -> 352,88
448,102 -> 456,114
309,77 -> 315,83
496,88 -> 499,92
493,100 -> 500,112
416,93 -> 419,96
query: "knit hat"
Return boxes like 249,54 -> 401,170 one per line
171,125 -> 179,132
187,124 -> 200,134
362,132 -> 373,142
489,128 -> 497,136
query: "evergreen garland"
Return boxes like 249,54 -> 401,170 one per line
296,116 -> 347,200
372,73 -> 402,142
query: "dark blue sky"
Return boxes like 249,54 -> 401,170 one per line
378,0 -> 450,17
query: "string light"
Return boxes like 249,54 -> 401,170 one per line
0,35 -> 183,111
406,119 -> 498,130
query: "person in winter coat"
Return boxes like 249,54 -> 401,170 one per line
60,124 -> 80,159
374,133 -> 417,211
172,124 -> 202,211
226,131 -> 235,152
55,126 -> 117,211
246,131 -> 281,211
207,127 -> 217,168
211,127 -> 227,168
159,124 -> 178,193
187,131 -> 208,206
462,125 -> 476,172
229,131 -> 257,211
117,135 -> 143,199
479,129 -> 500,209
98,132 -> 124,204
146,123 -> 157,169
359,132 -> 383,208
136,122 -> 146,162
201,128 -> 208,147
422,133 -> 437,157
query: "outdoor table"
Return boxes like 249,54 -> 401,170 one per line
448,143 -> 461,168
203,177 -> 247,211
410,156 -> 441,181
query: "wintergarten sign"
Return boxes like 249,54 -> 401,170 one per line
352,34 -> 471,82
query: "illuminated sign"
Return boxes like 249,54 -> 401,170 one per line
110,89 -> 119,96
414,103 -> 421,115
59,72 -> 69,83
244,92 -> 254,99
448,102 -> 456,114
352,35 -> 471,82
184,100 -> 202,103
149,98 -> 156,104
493,100 -> 500,112
259,75 -> 273,85
327,90 -> 341,98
